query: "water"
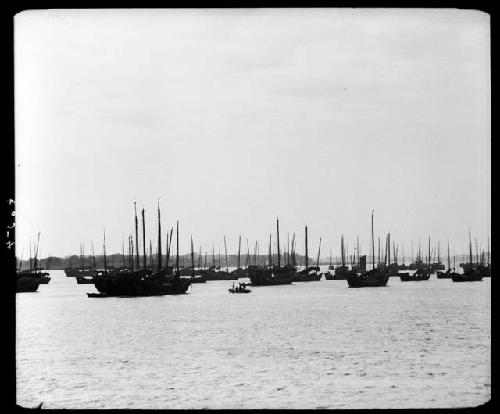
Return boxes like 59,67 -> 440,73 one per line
16,269 -> 490,409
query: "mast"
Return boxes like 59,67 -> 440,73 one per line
103,229 -> 107,272
157,201 -> 162,272
33,232 -> 41,273
371,210 -> 375,270
447,238 -> 450,270
341,235 -> 345,267
237,235 -> 241,269
356,235 -> 360,266
387,233 -> 391,265
122,236 -> 125,268
224,235 -> 229,273
291,233 -> 296,267
142,208 -> 146,272
316,237 -> 322,268
175,221 -> 179,276
305,225 -> 309,269
91,241 -> 96,271
268,234 -> 272,267
276,218 -> 281,268
134,201 -> 139,271
190,236 -> 195,278
428,236 -> 431,268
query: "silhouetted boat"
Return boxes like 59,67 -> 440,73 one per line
452,231 -> 484,282
16,275 -> 41,292
437,239 -> 454,278
249,219 -> 296,286
331,236 -> 356,280
295,226 -> 322,281
346,211 -> 389,288
399,268 -> 430,281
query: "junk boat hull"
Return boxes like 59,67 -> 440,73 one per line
248,266 -> 295,286
347,269 -> 389,288
16,276 -> 41,292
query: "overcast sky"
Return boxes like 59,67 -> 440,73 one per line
15,9 -> 490,259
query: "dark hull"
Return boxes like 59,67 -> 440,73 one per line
231,268 -> 249,278
76,276 -> 95,284
65,268 -> 96,277
181,275 -> 207,283
94,270 -> 191,296
436,271 -> 452,279
294,270 -> 322,281
201,269 -> 239,281
248,266 -> 296,286
347,270 -> 389,288
228,289 -> 251,293
452,271 -> 483,282
400,273 -> 430,281
17,276 -> 40,292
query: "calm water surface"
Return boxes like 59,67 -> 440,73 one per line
16,269 -> 490,409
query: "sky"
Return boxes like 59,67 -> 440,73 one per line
15,8 -> 490,259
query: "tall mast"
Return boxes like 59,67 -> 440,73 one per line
316,238 -> 322,268
447,238 -> 450,270
268,234 -> 272,267
428,236 -> 431,267
305,225 -> 309,269
142,208 -> 146,272
91,241 -> 96,270
157,201 -> 162,272
276,218 -> 281,268
341,235 -> 345,267
134,201 -> 139,271
175,221 -> 179,276
103,229 -> 107,272
387,233 -> 391,264
475,238 -> 479,266
371,210 -> 375,270
356,235 -> 360,266
122,236 -> 125,268
224,235 -> 229,273
237,235 -> 241,269
291,233 -> 296,267
190,236 -> 195,277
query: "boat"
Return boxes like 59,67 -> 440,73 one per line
93,208 -> 190,297
437,239 -> 453,278
331,236 -> 356,280
399,268 -> 430,281
17,233 -> 51,285
452,231 -> 484,282
16,275 -> 40,292
248,218 -> 296,286
228,282 -> 252,293
294,226 -> 322,281
346,211 -> 389,288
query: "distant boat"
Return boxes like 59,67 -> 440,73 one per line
17,233 -> 50,286
346,211 -> 389,288
294,227 -> 322,282
248,219 -> 296,286
331,235 -> 356,280
437,239 -> 454,278
399,268 -> 430,281
452,231 -> 484,282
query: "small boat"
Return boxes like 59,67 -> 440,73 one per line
228,282 -> 252,293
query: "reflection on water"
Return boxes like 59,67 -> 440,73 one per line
16,270 -> 490,409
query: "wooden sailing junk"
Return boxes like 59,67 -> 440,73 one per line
295,226 -> 322,281
346,211 -> 389,288
248,218 -> 296,286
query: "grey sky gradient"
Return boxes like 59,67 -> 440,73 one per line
15,9 -> 490,258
